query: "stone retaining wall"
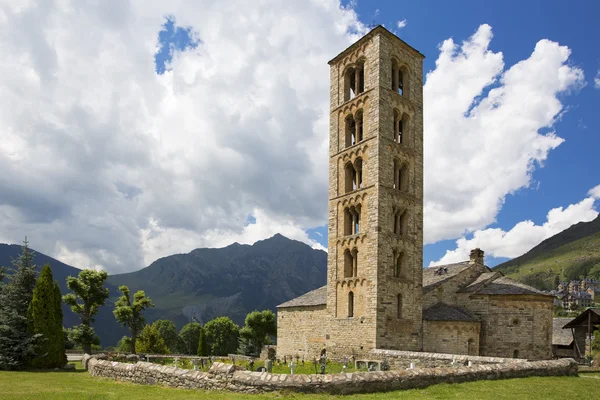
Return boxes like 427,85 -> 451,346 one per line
82,354 -> 578,395
371,349 -> 526,369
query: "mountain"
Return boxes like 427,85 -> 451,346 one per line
107,234 -> 327,335
1,234 -> 327,346
494,215 -> 600,290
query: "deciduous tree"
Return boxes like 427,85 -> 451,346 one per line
203,316 -> 239,356
152,320 -> 178,353
113,286 -> 154,354
178,322 -> 202,355
239,310 -> 276,356
63,269 -> 109,354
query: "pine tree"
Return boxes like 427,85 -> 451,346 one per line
113,286 -> 154,354
63,269 -> 109,354
0,239 -> 41,370
28,265 -> 67,368
197,327 -> 209,356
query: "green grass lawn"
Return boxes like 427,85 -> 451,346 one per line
1,363 -> 598,400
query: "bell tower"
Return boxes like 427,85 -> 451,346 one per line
326,26 -> 424,353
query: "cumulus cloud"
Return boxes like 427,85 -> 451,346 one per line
0,0 -> 365,273
397,19 -> 407,29
423,24 -> 585,244
0,4 -> 587,274
429,186 -> 600,267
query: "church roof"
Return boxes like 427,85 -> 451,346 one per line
471,276 -> 548,296
328,25 -> 425,65
552,318 -> 574,346
422,262 -> 471,293
423,302 -> 479,322
459,272 -> 500,292
277,286 -> 327,308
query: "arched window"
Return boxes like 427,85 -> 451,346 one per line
344,249 -> 353,278
345,158 -> 363,193
354,158 -> 363,190
355,111 -> 364,143
344,62 -> 365,102
343,205 -> 361,236
393,160 -> 408,191
513,350 -> 519,359
345,115 -> 356,147
348,291 -> 354,317
391,59 -> 398,91
394,252 -> 404,278
397,114 -> 409,145
397,294 -> 403,319
345,162 -> 355,193
400,211 -> 408,236
397,70 -> 404,95
344,67 -> 356,101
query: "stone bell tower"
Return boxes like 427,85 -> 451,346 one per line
325,26 -> 425,353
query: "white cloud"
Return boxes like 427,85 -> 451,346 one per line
423,24 -> 585,244
0,0 -> 364,273
595,69 -> 600,88
397,19 -> 407,29
589,184 -> 600,199
0,4 -> 587,275
429,188 -> 599,267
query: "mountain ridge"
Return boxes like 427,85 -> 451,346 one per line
0,235 -> 327,346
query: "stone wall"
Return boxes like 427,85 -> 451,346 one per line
371,349 -> 525,369
457,294 -> 553,360
82,354 -> 578,395
422,321 -> 480,355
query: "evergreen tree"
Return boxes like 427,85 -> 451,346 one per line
63,269 -> 109,354
152,320 -> 178,353
0,239 -> 41,370
137,324 -> 169,354
203,317 -> 239,356
113,286 -> 154,354
197,327 -> 209,356
28,265 -> 67,368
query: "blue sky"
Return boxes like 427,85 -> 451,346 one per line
2,1 -> 599,273
347,0 -> 600,266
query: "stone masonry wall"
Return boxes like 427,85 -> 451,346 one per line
458,294 -> 553,360
82,354 -> 578,395
422,320 -> 480,356
371,349 -> 521,369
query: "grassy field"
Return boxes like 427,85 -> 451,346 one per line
1,363 -> 599,400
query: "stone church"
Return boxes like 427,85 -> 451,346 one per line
277,26 -> 553,361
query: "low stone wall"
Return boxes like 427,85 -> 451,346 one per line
371,349 -> 526,369
82,354 -> 578,395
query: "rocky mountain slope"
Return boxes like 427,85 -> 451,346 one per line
0,235 -> 327,346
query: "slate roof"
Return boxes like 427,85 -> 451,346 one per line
423,302 -> 479,322
563,308 -> 600,328
470,276 -> 548,296
422,262 -> 472,293
459,272 -> 499,293
277,286 -> 327,308
553,318 -> 574,346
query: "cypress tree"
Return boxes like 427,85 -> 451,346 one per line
197,327 -> 209,356
29,265 -> 66,368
